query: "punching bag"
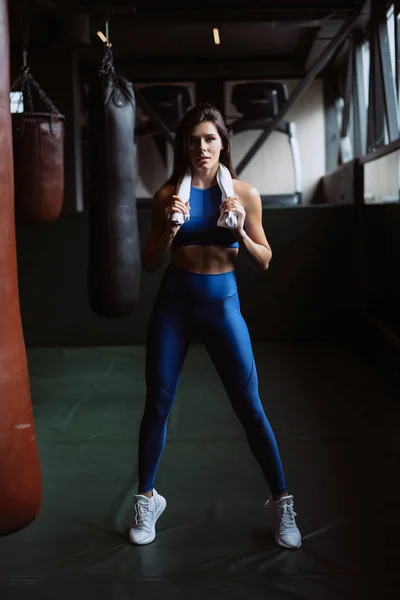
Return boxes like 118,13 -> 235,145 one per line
87,45 -> 140,317
0,0 -> 42,535
11,52 -> 65,224
12,111 -> 65,224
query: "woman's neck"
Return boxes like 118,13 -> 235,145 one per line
190,162 -> 219,189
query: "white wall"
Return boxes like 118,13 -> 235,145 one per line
364,149 -> 400,203
224,79 -> 326,204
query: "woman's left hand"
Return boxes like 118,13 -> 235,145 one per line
220,196 -> 246,235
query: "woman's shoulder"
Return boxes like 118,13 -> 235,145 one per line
232,178 -> 260,202
153,183 -> 176,204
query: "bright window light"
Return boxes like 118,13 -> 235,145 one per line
362,41 -> 370,109
386,4 -> 396,79
10,91 -> 23,113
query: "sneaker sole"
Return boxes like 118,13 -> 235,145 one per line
129,498 -> 166,546
274,533 -> 302,549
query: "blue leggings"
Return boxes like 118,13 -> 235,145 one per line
138,264 -> 288,496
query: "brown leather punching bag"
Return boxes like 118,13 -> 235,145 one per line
10,41 -> 65,224
12,111 -> 65,224
0,0 -> 42,535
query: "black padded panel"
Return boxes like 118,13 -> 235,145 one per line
231,82 -> 289,119
138,85 -> 192,131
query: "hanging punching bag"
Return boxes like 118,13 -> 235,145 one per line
0,0 -> 42,535
87,45 -> 140,317
12,111 -> 65,224
11,53 -> 65,225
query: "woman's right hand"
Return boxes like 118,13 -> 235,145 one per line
164,195 -> 190,234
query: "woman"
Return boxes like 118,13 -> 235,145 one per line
129,104 -> 302,550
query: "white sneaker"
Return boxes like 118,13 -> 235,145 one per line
128,489 -> 166,545
264,494 -> 302,549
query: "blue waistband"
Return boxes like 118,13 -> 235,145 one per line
159,263 -> 237,304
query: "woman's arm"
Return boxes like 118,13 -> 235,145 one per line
222,183 -> 272,273
141,186 -> 189,273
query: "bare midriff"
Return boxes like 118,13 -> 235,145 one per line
171,244 -> 239,274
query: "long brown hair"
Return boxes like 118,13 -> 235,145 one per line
166,103 -> 236,186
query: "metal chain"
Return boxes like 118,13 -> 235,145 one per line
11,1 -> 60,115
26,71 -> 60,114
99,45 -> 116,76
25,78 -> 34,112
11,65 -> 61,114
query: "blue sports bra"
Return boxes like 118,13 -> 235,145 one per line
172,185 -> 239,249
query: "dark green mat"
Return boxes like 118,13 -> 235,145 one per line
0,343 -> 399,599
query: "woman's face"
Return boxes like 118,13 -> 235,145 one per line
188,121 -> 223,173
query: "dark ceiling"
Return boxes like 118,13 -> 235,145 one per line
8,0 -> 372,80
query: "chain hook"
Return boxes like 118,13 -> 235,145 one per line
104,17 -> 112,47
21,48 -> 30,77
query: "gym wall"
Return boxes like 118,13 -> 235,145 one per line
225,79 -> 325,204
318,152 -> 400,363
363,150 -> 400,203
134,79 -> 325,204
15,205 -> 358,347
362,150 -> 400,341
363,155 -> 400,355
363,204 -> 400,340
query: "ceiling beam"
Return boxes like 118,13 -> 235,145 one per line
25,5 -> 354,23
304,7 -> 369,72
92,9 -> 353,22
305,20 -> 344,70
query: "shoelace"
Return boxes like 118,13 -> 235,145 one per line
277,503 -> 297,528
134,500 -> 150,527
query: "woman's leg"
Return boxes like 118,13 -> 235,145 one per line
137,294 -> 192,494
198,292 -> 288,497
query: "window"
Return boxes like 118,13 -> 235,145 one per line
362,41 -> 370,109
385,3 -> 399,138
387,3 -> 396,79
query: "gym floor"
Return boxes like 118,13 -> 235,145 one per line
0,341 -> 398,599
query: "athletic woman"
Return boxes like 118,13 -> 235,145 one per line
129,104 -> 302,550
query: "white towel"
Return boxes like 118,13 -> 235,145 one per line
171,163 -> 238,229
216,164 -> 238,229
